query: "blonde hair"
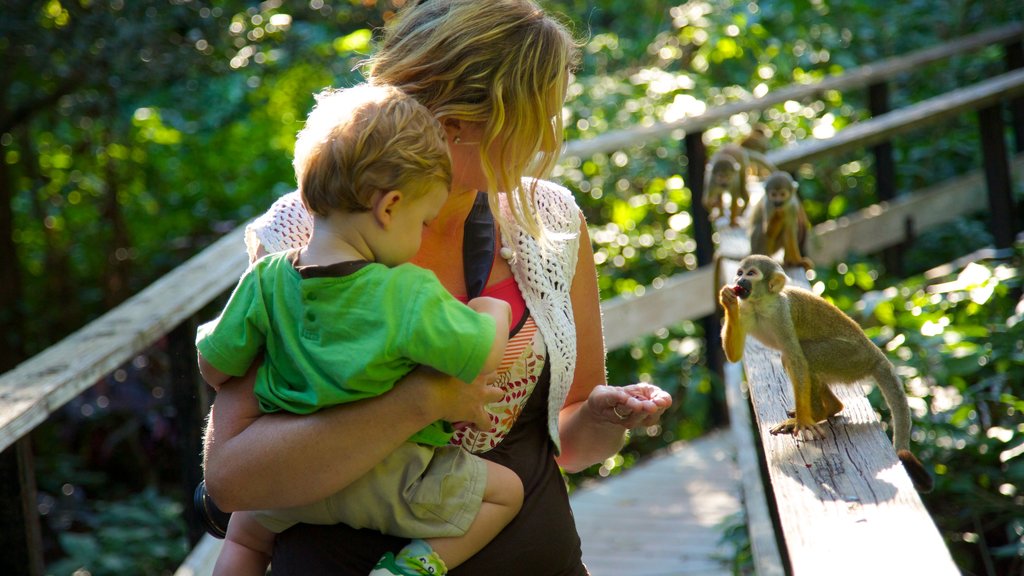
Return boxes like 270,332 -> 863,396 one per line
294,84 -> 451,217
365,0 -> 581,242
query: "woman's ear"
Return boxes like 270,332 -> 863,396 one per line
371,190 -> 403,228
439,117 -> 463,143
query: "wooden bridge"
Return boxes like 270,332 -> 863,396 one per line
4,23 -> 1024,576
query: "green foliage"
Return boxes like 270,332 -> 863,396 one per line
45,487 -> 188,576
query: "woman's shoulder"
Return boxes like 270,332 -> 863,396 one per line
245,191 -> 312,258
528,178 -> 577,208
523,178 -> 580,232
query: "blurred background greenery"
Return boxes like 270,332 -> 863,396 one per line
3,0 -> 1023,574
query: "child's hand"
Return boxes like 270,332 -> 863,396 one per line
415,367 -> 502,430
468,296 -> 512,324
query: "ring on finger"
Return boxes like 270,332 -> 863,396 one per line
612,406 -> 629,420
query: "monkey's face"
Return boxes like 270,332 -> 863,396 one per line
735,255 -> 787,298
766,186 -> 790,208
732,266 -> 762,299
709,161 -> 739,191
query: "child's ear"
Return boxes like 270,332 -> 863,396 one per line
371,190 -> 402,228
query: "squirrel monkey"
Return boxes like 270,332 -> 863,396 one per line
703,142 -> 778,228
718,255 -> 933,492
749,171 -> 813,270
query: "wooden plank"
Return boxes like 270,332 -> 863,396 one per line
173,534 -> 222,576
716,259 -> 958,575
768,69 -> 1024,170
807,153 -> 1024,265
0,225 -> 249,453
571,430 -> 741,576
600,266 -> 716,350
564,24 -> 1024,159
723,361 -> 785,576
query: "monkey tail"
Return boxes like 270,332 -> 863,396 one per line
898,450 -> 934,493
876,362 -> 933,492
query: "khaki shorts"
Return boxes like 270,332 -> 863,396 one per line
253,442 -> 487,538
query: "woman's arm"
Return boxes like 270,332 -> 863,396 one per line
203,363 -> 503,511
555,216 -> 672,473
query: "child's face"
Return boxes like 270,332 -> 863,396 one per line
377,183 -> 448,266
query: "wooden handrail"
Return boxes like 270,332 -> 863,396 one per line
0,227 -> 248,454
768,68 -> 1024,169
564,23 -> 1024,159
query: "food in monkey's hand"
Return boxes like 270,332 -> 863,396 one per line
731,283 -> 750,299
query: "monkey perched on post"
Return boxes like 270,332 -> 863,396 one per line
749,171 -> 813,270
703,142 -> 777,228
718,255 -> 933,492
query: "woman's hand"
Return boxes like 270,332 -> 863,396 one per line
587,383 -> 673,429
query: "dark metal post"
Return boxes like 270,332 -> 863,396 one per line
978,104 -> 1017,249
1005,39 -> 1024,153
0,439 -> 44,576
686,132 -> 726,402
686,132 -> 713,268
868,82 -> 904,276
169,318 -> 210,546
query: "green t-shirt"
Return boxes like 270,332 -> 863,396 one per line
196,251 -> 496,446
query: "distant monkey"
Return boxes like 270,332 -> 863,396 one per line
749,171 -> 813,270
703,142 -> 777,228
718,255 -> 933,492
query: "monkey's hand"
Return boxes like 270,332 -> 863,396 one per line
718,285 -> 739,313
769,417 -> 826,441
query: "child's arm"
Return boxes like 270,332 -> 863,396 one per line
467,296 -> 511,376
198,351 -> 233,391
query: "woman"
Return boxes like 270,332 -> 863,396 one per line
202,1 -> 673,574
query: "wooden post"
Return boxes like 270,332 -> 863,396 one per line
868,81 -> 904,276
1005,39 -> 1024,152
169,318 -> 210,547
0,439 -> 44,576
978,104 -> 1018,248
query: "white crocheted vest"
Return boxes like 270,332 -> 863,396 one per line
244,181 -> 581,453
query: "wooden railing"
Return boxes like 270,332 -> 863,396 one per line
1,23 -> 1022,576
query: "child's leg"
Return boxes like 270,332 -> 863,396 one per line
212,511 -> 276,576
371,461 -> 522,575
427,460 -> 523,569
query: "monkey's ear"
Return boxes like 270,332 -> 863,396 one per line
768,271 -> 787,293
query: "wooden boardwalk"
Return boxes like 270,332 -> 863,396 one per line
570,429 -> 742,576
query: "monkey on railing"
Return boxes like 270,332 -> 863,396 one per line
748,171 -> 813,270
703,132 -> 777,228
718,255 -> 933,493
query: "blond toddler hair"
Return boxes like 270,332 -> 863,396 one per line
293,84 -> 452,217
